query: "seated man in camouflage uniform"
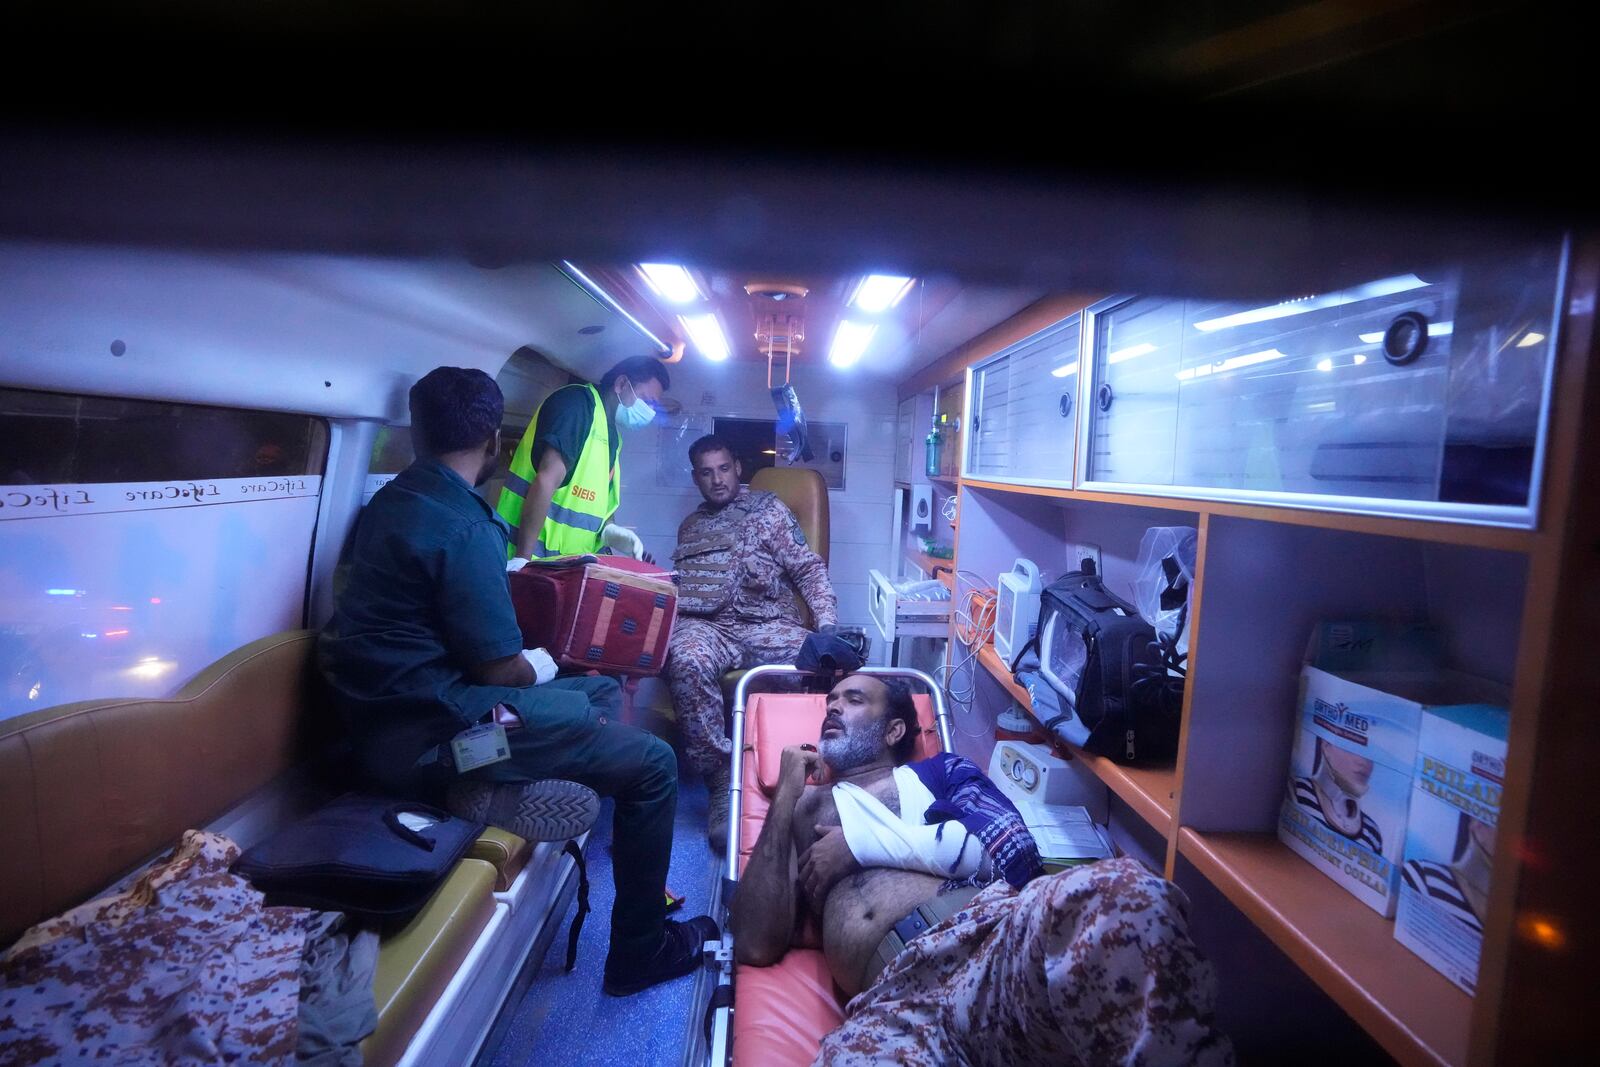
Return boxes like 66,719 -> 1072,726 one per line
728,673 -> 1235,1067
666,434 -> 838,848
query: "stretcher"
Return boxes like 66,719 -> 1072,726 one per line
703,665 -> 953,1067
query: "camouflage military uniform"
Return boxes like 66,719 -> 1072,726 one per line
815,857 -> 1235,1067
0,830 -> 311,1066
667,487 -> 837,773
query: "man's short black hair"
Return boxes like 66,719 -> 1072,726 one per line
880,677 -> 921,764
689,434 -> 737,468
409,367 -> 503,456
600,356 -> 670,396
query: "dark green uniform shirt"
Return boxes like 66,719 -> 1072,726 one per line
530,382 -> 619,488
318,459 -> 525,788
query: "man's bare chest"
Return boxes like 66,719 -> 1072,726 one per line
801,773 -> 900,852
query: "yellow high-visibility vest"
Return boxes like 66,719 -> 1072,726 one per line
496,383 -> 619,557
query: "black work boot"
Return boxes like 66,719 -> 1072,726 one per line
602,915 -> 721,997
446,778 -> 600,842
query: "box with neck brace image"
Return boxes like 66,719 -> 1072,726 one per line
1394,703 -> 1507,995
1277,621 -> 1508,918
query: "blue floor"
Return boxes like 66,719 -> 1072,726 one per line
488,761 -> 718,1067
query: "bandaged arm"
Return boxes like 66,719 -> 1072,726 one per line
832,781 -> 984,880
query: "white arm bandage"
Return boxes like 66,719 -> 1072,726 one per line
831,769 -> 984,880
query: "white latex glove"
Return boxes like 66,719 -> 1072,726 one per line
521,647 -> 558,685
601,522 -> 646,560
506,557 -> 530,573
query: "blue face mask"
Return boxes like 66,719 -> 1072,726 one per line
614,379 -> 656,431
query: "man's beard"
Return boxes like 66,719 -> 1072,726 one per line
818,728 -> 881,775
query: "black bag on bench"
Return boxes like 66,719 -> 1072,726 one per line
231,793 -> 483,926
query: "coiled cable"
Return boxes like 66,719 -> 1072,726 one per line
939,570 -> 999,737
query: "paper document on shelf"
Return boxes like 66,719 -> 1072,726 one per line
1021,803 -> 1113,861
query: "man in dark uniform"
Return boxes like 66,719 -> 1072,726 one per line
319,366 -> 715,996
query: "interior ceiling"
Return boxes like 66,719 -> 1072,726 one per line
575,264 -> 1044,380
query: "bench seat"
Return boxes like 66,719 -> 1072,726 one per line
0,629 -> 541,1067
363,857 -> 499,1066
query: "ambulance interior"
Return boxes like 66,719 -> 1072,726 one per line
0,141 -> 1591,1067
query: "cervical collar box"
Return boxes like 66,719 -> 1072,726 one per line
1394,702 -> 1509,996
1278,665 -> 1424,917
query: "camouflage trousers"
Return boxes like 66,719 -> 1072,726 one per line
665,615 -> 811,773
814,857 -> 1235,1067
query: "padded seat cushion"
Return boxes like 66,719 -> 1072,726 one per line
732,949 -> 846,1067
0,629 -> 315,947
362,858 -> 498,1067
748,692 -> 940,798
468,828 -> 531,892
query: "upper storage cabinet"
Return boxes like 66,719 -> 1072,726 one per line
1078,239 -> 1568,526
963,313 -> 1081,487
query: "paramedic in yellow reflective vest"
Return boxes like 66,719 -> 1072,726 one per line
496,356 -> 669,562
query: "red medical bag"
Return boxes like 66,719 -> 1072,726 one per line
507,555 -> 677,677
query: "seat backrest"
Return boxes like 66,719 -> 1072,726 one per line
0,630 -> 318,946
750,466 -> 829,565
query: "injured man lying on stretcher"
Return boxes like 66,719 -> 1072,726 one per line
728,673 -> 1235,1066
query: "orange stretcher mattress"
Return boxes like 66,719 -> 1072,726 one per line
731,692 -> 943,1067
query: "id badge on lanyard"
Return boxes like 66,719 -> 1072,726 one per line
450,723 -> 511,773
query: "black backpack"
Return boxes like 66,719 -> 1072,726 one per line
1009,562 -> 1185,764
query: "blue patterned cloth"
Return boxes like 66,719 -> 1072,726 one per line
908,752 -> 1045,889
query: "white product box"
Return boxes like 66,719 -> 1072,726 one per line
1277,621 -> 1505,918
1394,703 -> 1508,995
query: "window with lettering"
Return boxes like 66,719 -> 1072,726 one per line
0,388 -> 329,720
363,424 -> 414,503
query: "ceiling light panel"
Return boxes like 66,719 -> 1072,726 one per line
638,263 -> 701,304
850,275 -> 914,313
829,320 -> 878,367
679,313 -> 731,361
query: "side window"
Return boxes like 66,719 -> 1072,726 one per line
364,425 -> 414,503
0,388 -> 329,720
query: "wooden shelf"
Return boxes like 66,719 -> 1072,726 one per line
929,474 -> 960,488
974,642 -> 1177,836
1178,829 -> 1471,1067
959,478 -> 1536,553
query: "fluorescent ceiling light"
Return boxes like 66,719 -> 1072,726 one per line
1175,348 -> 1286,382
1107,343 -> 1156,365
679,313 -> 731,361
1359,321 -> 1453,345
1317,358 -> 1334,372
850,275 -> 913,313
637,263 -> 701,304
558,261 -> 672,353
1194,275 -> 1430,333
829,320 -> 878,367
1518,331 -> 1547,348
1050,361 -> 1080,379
1354,353 -> 1368,364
